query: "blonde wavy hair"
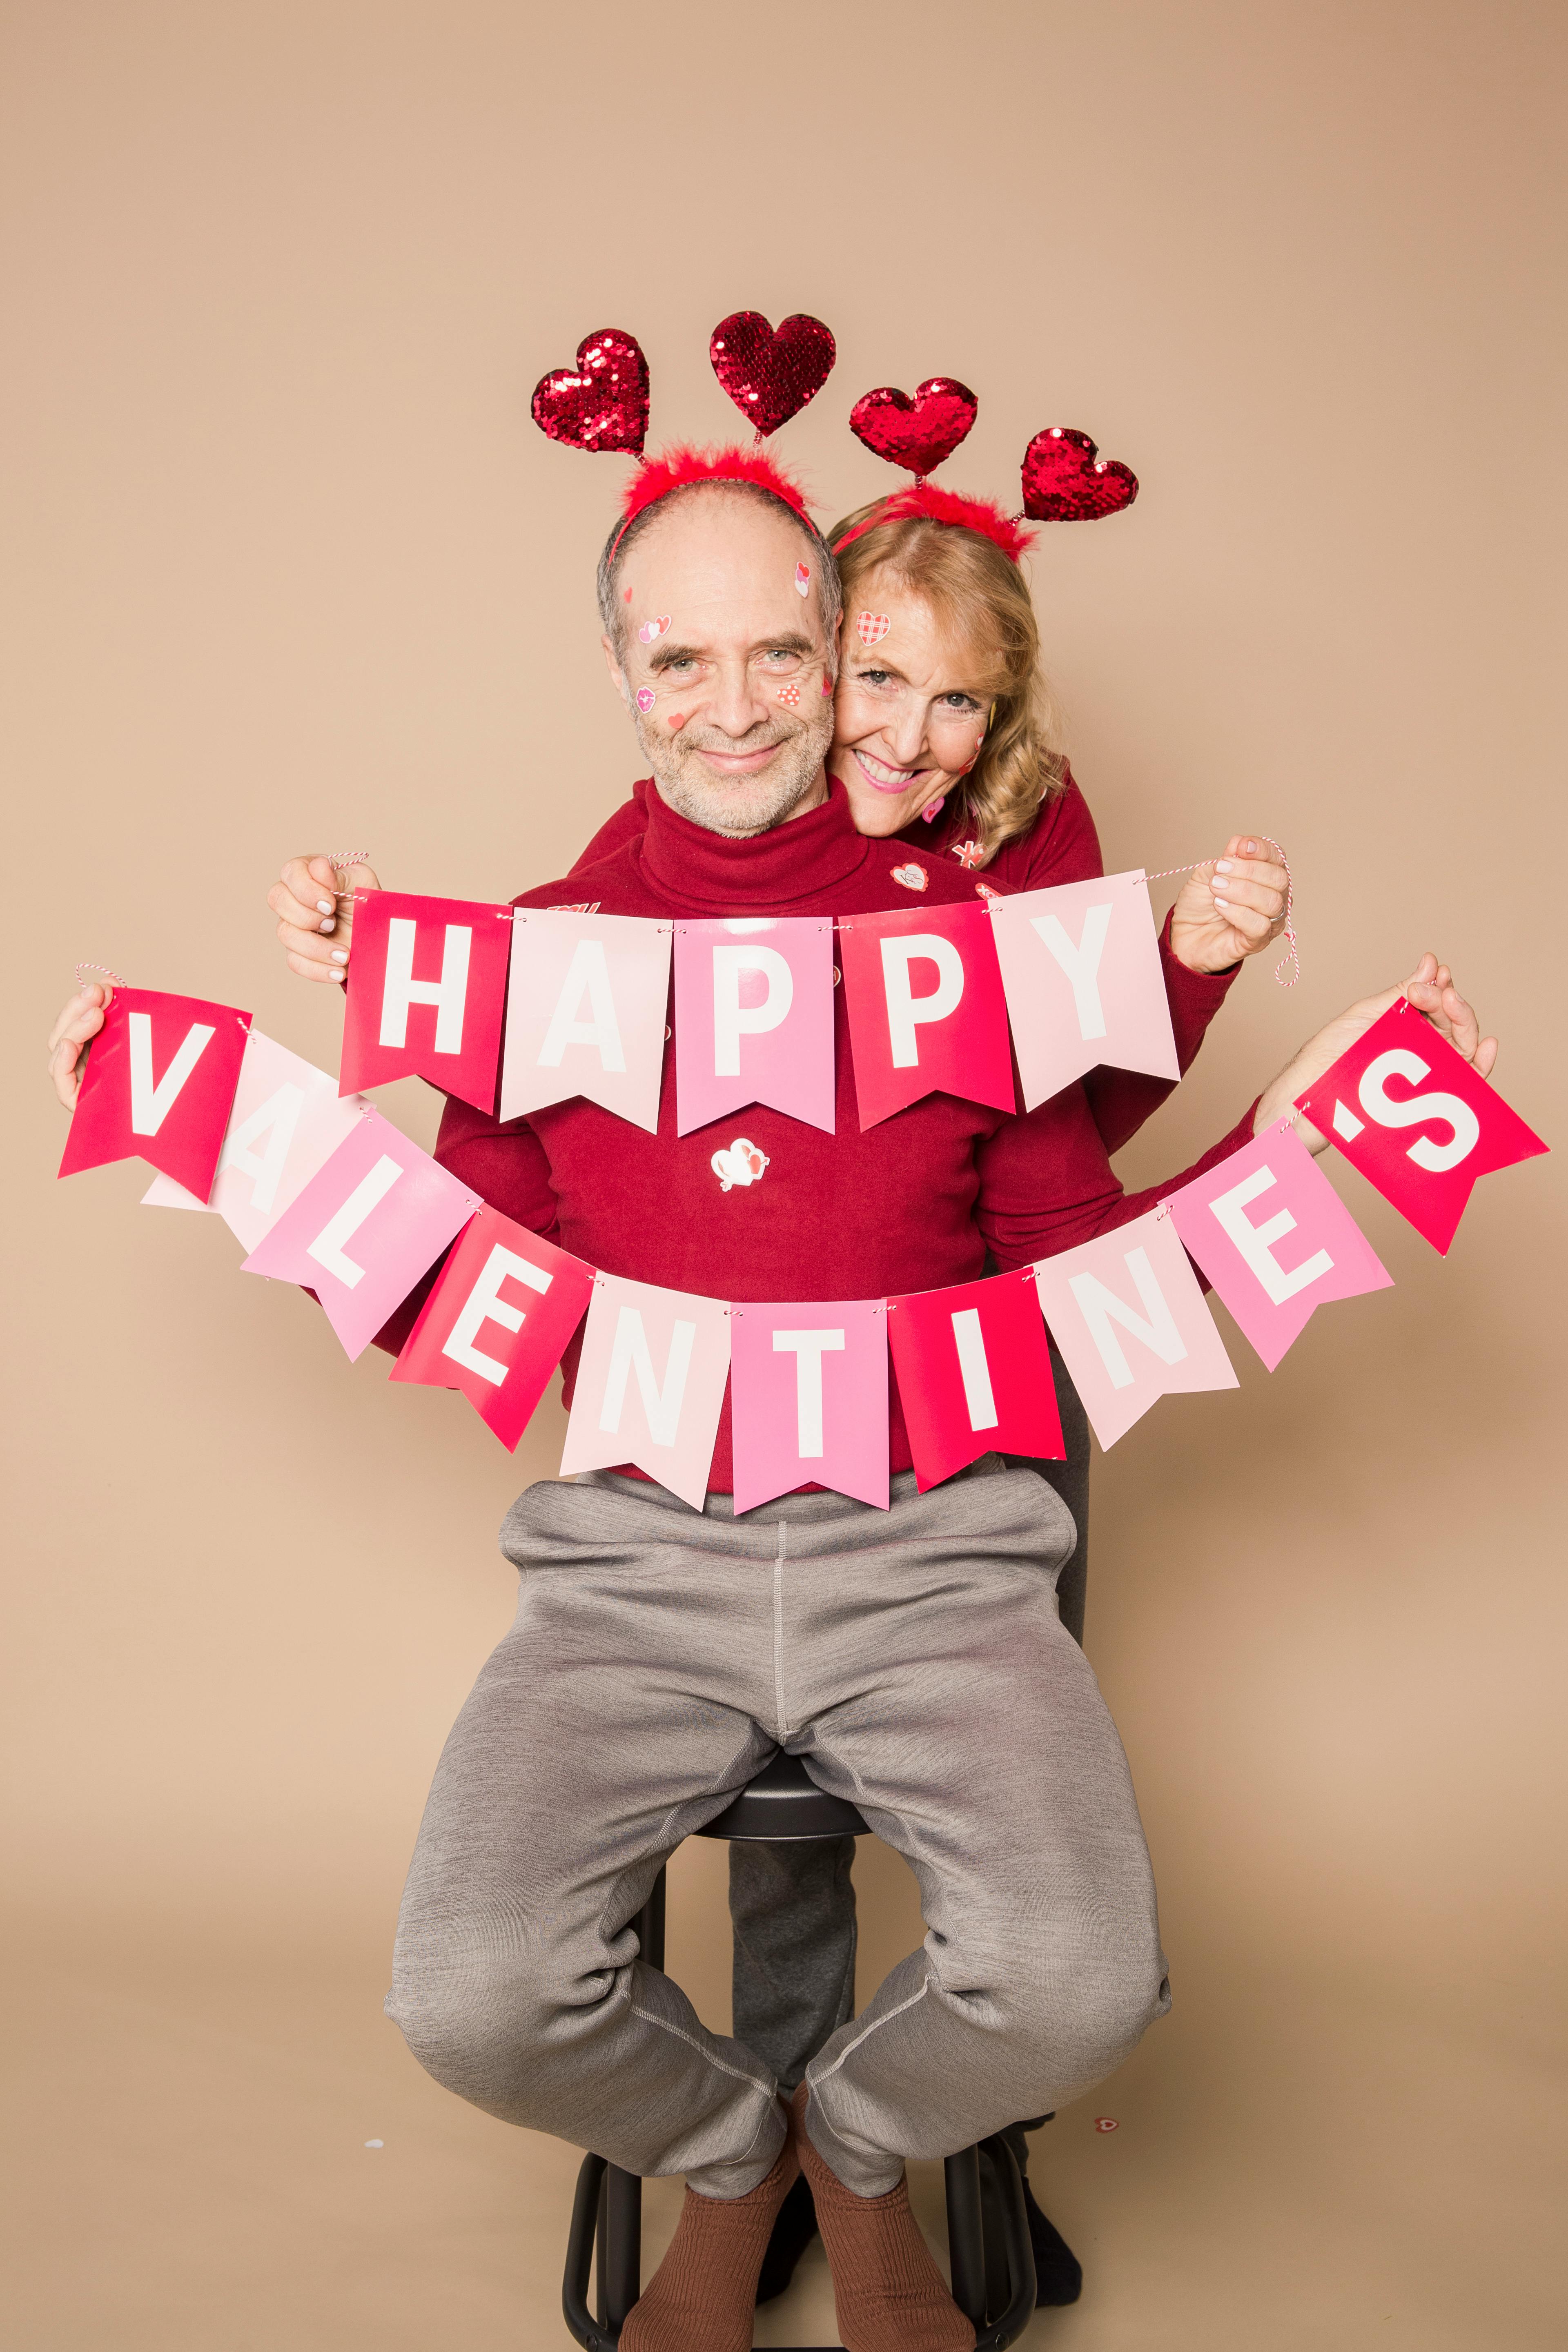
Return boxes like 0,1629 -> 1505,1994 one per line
827,500 -> 1068,861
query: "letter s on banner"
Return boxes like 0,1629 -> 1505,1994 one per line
391,1207 -> 595,1450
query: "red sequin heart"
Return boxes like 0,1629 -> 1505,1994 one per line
710,312 -> 836,436
1020,428 -> 1138,521
531,329 -> 649,456
850,379 -> 978,478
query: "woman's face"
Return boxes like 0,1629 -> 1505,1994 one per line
828,575 -> 996,837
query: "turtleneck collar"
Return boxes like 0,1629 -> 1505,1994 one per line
636,774 -> 871,911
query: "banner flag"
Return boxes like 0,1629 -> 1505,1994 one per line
390,1204 -> 595,1449
1168,1120 -> 1393,1369
990,871 -> 1179,1111
730,1297 -> 889,1515
340,889 -> 512,1114
887,1268 -> 1065,1491
559,1271 -> 731,1508
838,901 -> 1014,1131
141,1031 -> 369,1250
1032,1208 -> 1237,1448
59,987 -> 251,1203
673,916 -> 836,1137
1293,999 -> 1548,1255
501,908 -> 672,1134
240,1110 -> 481,1361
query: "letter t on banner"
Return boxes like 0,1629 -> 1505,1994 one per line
559,1272 -> 731,1508
729,1298 -> 889,1514
1032,1208 -> 1237,1448
390,1206 -> 595,1449
886,1270 -> 1064,1490
340,890 -> 512,1114
59,987 -> 252,1203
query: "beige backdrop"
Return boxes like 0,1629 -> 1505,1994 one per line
3,3 -> 1564,2346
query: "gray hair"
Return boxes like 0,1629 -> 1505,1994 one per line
596,479 -> 842,661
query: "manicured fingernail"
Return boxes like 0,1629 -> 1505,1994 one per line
1215,859 -> 1233,873
330,967 -> 346,983
316,898 -> 335,914
1214,895 -> 1232,911
320,917 -> 336,933
1242,840 -> 1255,854
331,949 -> 348,964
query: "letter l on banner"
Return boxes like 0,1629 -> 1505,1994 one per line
559,1271 -> 731,1508
59,987 -> 252,1203
1033,1207 -> 1238,1448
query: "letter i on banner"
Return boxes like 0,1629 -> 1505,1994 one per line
391,1206 -> 595,1450
559,1271 -> 731,1508
1032,1207 -> 1237,1448
887,1269 -> 1064,1490
729,1298 -> 889,1513
501,908 -> 673,1134
59,987 -> 252,1202
990,872 -> 1179,1110
341,890 -> 512,1113
837,902 -> 1014,1130
673,917 -> 836,1136
141,1031 -> 370,1251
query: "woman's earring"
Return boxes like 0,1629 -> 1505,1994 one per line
920,796 -> 947,823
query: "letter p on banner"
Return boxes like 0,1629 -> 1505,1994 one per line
390,1206 -> 595,1450
838,902 -> 1014,1130
340,890 -> 512,1113
58,987 -> 251,1202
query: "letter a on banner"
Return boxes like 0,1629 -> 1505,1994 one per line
141,1030 -> 370,1250
241,1110 -> 481,1360
729,1298 -> 889,1514
887,1270 -> 1064,1490
340,891 -> 512,1114
1033,1208 -> 1237,1448
673,917 -> 836,1136
838,902 -> 1014,1130
1168,1120 -> 1392,1369
559,1271 -> 731,1508
390,1204 -> 595,1450
1293,998 -> 1548,1254
59,987 -> 251,1203
990,873 -> 1179,1111
501,908 -> 672,1134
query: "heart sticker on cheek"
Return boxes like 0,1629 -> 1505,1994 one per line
776,681 -> 801,707
794,562 -> 811,597
635,687 -> 656,714
856,612 -> 891,646
638,615 -> 671,644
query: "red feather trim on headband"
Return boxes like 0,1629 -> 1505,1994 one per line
619,443 -> 811,533
833,483 -> 1037,566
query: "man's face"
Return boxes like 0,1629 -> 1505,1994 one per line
602,491 -> 837,837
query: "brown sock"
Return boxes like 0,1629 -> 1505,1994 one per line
791,2086 -> 976,2352
619,2129 -> 800,2352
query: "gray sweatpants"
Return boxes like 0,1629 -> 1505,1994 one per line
387,1458 -> 1167,2198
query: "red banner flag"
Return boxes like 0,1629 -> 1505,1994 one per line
887,1268 -> 1064,1491
838,901 -> 1014,1131
58,987 -> 251,1203
390,1206 -> 595,1450
340,889 -> 512,1114
1293,1000 -> 1548,1254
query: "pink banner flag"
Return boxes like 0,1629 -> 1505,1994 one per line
340,889 -> 512,1114
730,1297 -> 889,1515
1294,998 -> 1548,1255
887,1269 -> 1065,1492
673,916 -> 836,1137
241,1110 -> 481,1361
141,1031 -> 369,1250
58,986 -> 251,1203
838,901 -> 1014,1131
1032,1208 -> 1237,1449
390,1204 -> 595,1450
990,871 -> 1179,1111
1168,1120 -> 1393,1370
500,908 -> 672,1135
559,1271 -> 731,1508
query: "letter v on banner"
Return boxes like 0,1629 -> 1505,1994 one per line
340,890 -> 512,1114
990,873 -> 1179,1110
559,1272 -> 731,1508
838,902 -> 1014,1129
501,908 -> 673,1134
1032,1208 -> 1237,1448
886,1269 -> 1065,1491
390,1204 -> 595,1450
58,987 -> 251,1202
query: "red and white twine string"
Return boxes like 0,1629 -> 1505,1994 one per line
1143,835 -> 1298,987
74,962 -> 125,993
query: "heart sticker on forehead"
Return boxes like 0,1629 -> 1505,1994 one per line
856,612 -> 891,646
635,687 -> 656,713
637,615 -> 670,644
1020,427 -> 1139,521
794,561 -> 811,597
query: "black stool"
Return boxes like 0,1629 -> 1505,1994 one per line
561,1751 -> 1037,2350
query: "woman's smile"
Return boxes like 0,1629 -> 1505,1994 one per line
852,746 -> 935,795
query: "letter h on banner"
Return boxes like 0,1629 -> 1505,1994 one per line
340,890 -> 512,1114
887,1269 -> 1065,1490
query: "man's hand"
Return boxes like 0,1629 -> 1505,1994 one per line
1254,953 -> 1498,1152
267,854 -> 381,983
47,982 -> 115,1110
1169,836 -> 1290,974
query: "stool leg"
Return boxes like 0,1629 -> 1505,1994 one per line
944,2145 -> 987,2326
604,2165 -> 643,2327
593,2170 -> 609,2327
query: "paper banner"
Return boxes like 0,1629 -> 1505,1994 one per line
673,916 -> 836,1137
390,1204 -> 595,1450
1032,1207 -> 1237,1448
500,908 -> 672,1134
887,1268 -> 1064,1492
140,1031 -> 369,1251
340,890 -> 512,1114
838,901 -> 1014,1130
1294,999 -> 1548,1255
240,1110 -> 481,1361
58,987 -> 252,1203
559,1271 -> 731,1508
990,872 -> 1179,1111
729,1297 -> 889,1514
1168,1120 -> 1393,1370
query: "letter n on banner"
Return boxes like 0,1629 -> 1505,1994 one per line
141,1030 -> 369,1251
501,908 -> 673,1134
1292,998 -> 1548,1254
559,1272 -> 731,1508
390,1206 -> 594,1450
59,987 -> 252,1202
341,891 -> 512,1113
887,1270 -> 1064,1491
673,917 -> 836,1136
990,872 -> 1178,1110
729,1298 -> 889,1514
1032,1208 -> 1236,1448
838,902 -> 1013,1130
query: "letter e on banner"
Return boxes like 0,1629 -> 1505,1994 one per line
59,987 -> 251,1202
559,1272 -> 730,1507
501,908 -> 673,1134
1033,1209 -> 1237,1449
729,1298 -> 889,1513
391,1206 -> 595,1450
838,902 -> 1013,1130
991,873 -> 1179,1111
341,890 -> 512,1114
887,1270 -> 1065,1490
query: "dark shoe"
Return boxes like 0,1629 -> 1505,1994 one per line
755,2170 -> 819,2305
997,2123 -> 1082,2307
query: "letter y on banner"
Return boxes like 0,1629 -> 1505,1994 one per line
991,872 -> 1179,1110
390,1205 -> 594,1449
501,909 -> 672,1133
340,889 -> 512,1113
1033,1208 -> 1237,1448
559,1272 -> 731,1508
59,987 -> 251,1202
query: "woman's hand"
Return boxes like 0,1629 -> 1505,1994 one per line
47,982 -> 114,1110
1254,953 -> 1498,1152
1169,835 -> 1290,973
267,854 -> 381,983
